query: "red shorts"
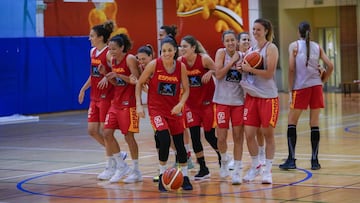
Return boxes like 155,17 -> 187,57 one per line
150,114 -> 184,135
291,85 -> 324,109
243,94 -> 279,128
184,104 -> 216,131
215,104 -> 244,129
104,106 -> 139,134
88,100 -> 111,122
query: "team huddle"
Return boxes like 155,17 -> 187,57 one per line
78,18 -> 333,192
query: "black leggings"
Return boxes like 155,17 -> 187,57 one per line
156,130 -> 187,163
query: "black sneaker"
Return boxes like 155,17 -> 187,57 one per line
279,158 -> 296,169
158,174 -> 167,192
194,168 -> 210,180
182,176 -> 193,190
311,159 -> 321,170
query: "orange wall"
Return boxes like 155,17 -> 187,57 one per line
44,0 -> 248,58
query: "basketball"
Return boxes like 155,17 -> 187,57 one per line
244,51 -> 263,68
161,167 -> 183,191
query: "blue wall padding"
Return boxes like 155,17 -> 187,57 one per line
0,37 -> 91,116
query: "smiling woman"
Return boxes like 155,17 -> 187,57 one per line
135,35 -> 193,192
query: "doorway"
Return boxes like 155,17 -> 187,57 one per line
318,27 -> 339,91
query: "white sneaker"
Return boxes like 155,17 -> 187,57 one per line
228,159 -> 235,170
109,164 -> 131,183
243,165 -> 263,182
231,170 -> 242,185
119,151 -> 127,160
261,171 -> 272,184
220,158 -> 230,178
97,158 -> 116,180
124,170 -> 143,183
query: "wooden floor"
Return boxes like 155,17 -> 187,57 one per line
0,92 -> 359,203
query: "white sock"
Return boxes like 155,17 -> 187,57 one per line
259,146 -> 265,155
133,159 -> 139,171
251,155 -> 260,168
234,160 -> 242,172
113,152 -> 125,168
221,153 -> 227,162
265,159 -> 273,173
159,164 -> 167,175
181,166 -> 188,177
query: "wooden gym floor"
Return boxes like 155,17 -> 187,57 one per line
0,92 -> 359,203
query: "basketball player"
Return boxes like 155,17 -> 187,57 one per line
100,34 -> 142,184
179,35 -> 221,180
135,36 -> 193,192
78,21 -> 127,180
213,30 -> 246,185
279,21 -> 334,170
240,18 -> 279,184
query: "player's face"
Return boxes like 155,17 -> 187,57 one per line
161,43 -> 176,61
180,40 -> 194,57
108,41 -> 123,58
136,52 -> 152,67
159,29 -> 167,41
223,33 -> 237,53
239,34 -> 250,51
89,29 -> 102,47
252,22 -> 266,41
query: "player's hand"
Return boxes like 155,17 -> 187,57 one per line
201,70 -> 213,84
78,91 -> 85,104
97,77 -> 108,89
136,104 -> 145,118
171,103 -> 182,116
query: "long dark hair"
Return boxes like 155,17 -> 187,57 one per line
92,21 -> 114,43
298,21 -> 311,66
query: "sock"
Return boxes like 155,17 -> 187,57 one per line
311,126 -> 320,160
159,164 -> 167,175
234,160 -> 242,173
287,125 -> 297,160
251,155 -> 260,168
197,156 -> 207,170
216,151 -> 221,166
265,159 -> 273,173
221,153 -> 227,163
181,166 -> 188,177
133,159 -> 139,171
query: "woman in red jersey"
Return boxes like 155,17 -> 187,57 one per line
78,21 -> 126,180
100,34 -> 141,184
179,35 -> 221,180
135,36 -> 193,192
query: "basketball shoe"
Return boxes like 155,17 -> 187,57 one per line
124,169 -> 143,183
279,158 -> 296,169
109,163 -> 131,183
97,152 -> 127,180
311,159 -> 321,170
194,167 -> 210,180
243,164 -> 263,182
231,169 -> 243,185
261,170 -> 272,184
182,176 -> 193,190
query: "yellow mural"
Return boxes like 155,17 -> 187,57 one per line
177,0 -> 244,33
88,1 -> 129,37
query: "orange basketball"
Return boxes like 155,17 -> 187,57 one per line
161,167 -> 183,191
244,51 -> 263,68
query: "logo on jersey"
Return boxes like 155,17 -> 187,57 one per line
225,69 -> 241,82
116,77 -> 126,86
91,66 -> 101,77
158,82 -> 176,96
188,75 -> 202,87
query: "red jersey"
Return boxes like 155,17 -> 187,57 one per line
147,58 -> 182,117
90,47 -> 114,101
181,54 -> 215,109
111,54 -> 136,108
